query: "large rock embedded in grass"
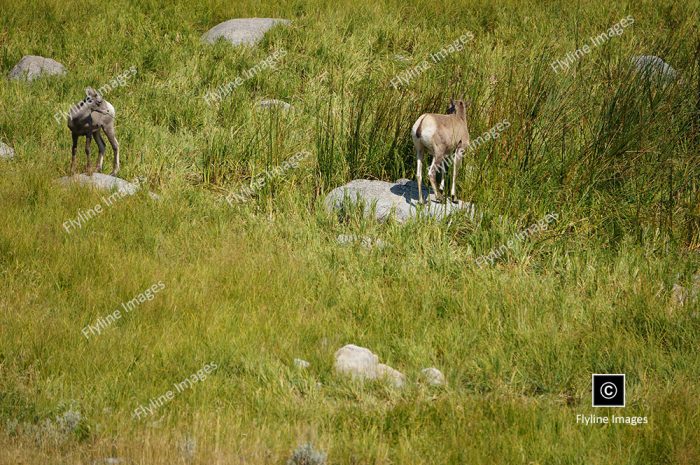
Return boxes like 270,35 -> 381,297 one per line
334,344 -> 405,388
8,55 -> 66,81
202,18 -> 291,46
57,173 -> 159,200
324,178 -> 475,223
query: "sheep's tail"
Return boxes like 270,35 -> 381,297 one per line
414,115 -> 426,139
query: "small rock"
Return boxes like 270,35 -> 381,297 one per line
376,363 -> 406,388
691,272 -> 700,301
334,344 -> 405,387
336,234 -> 387,250
420,367 -> 446,386
92,459 -> 124,465
672,284 -> 688,306
178,435 -> 197,462
8,55 -> 67,81
0,141 -> 14,159
293,358 -> 310,369
202,18 -> 291,46
325,179 -> 475,223
258,99 -> 292,111
671,273 -> 700,307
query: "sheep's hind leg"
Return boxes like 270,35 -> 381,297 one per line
415,146 -> 424,204
451,148 -> 463,203
428,155 -> 444,203
94,131 -> 106,173
70,133 -> 78,175
85,133 -> 93,175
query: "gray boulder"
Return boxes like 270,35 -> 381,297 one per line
334,344 -> 405,388
631,55 -> 678,80
8,55 -> 66,81
420,367 -> 446,386
202,18 -> 290,46
57,173 -> 160,200
0,142 -> 14,159
325,178 -> 475,223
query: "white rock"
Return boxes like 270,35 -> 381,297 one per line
334,344 -> 378,377
334,344 -> 405,387
202,18 -> 291,46
294,358 -> 310,369
420,367 -> 446,386
671,283 -> 688,306
325,179 -> 476,223
91,459 -> 123,465
376,363 -> 406,388
8,55 -> 66,81
56,173 -> 160,200
0,142 -> 14,159
671,273 -> 700,306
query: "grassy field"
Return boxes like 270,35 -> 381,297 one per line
1,0 -> 699,463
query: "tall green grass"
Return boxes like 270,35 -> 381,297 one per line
0,0 -> 699,463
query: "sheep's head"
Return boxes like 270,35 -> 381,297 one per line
448,98 -> 470,119
84,87 -> 104,110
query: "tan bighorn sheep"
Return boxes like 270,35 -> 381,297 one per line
411,98 -> 470,203
67,87 -> 120,175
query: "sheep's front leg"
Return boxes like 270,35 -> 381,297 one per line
94,131 -> 106,173
70,133 -> 78,175
85,133 -> 93,175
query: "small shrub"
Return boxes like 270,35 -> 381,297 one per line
287,443 -> 327,465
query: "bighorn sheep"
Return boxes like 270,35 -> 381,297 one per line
411,98 -> 470,203
67,87 -> 120,175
